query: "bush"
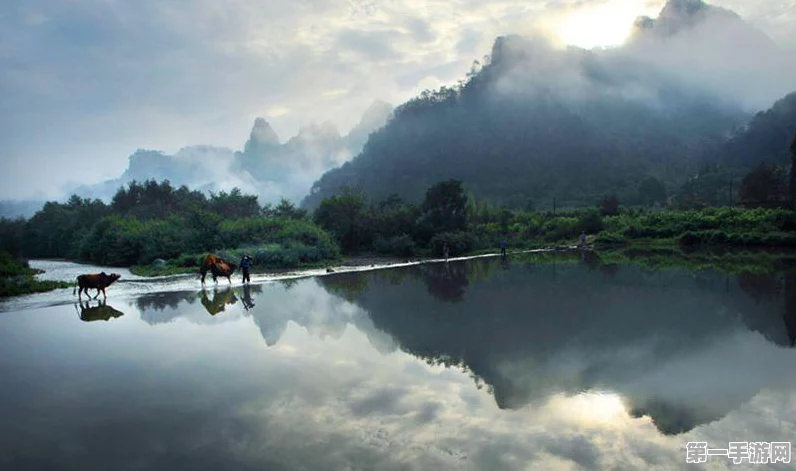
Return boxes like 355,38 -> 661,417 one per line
374,234 -> 417,257
429,232 -> 473,257
578,210 -> 604,234
594,232 -> 628,246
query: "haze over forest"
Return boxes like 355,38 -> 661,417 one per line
1,0 -> 795,217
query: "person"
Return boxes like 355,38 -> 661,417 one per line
443,242 -> 450,262
240,254 -> 253,284
579,231 -> 587,248
500,239 -> 507,258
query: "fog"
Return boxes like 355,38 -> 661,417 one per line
1,0 -> 794,215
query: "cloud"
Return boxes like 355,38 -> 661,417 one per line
1,0 -> 795,199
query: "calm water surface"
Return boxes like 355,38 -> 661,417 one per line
1,253 -> 795,470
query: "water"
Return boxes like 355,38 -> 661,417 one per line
1,253 -> 795,470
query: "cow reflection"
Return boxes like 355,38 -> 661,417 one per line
200,287 -> 238,316
75,299 -> 125,322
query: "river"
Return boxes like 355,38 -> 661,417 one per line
1,252 -> 794,470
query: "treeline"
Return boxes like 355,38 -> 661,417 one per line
313,173 -> 796,258
0,180 -> 337,268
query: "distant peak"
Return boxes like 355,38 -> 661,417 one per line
631,0 -> 742,39
250,118 -> 280,146
660,0 -> 709,17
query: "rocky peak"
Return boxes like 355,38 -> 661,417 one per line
251,118 -> 280,145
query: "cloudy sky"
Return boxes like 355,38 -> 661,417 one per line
1,0 -> 794,200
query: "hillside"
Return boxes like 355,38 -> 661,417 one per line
302,0 -> 792,210
715,92 -> 796,168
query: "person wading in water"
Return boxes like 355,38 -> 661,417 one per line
240,254 -> 253,284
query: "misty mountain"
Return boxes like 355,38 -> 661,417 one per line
714,91 -> 796,168
0,200 -> 47,219
66,101 -> 393,206
302,0 -> 794,210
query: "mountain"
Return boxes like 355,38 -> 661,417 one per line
714,91 -> 796,168
0,199 -> 47,219
68,145 -> 251,202
231,100 -> 393,204
302,0 -> 791,210
68,101 -> 393,206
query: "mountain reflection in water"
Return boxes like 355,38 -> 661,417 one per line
314,252 -> 796,435
129,251 -> 796,437
3,251 -> 796,470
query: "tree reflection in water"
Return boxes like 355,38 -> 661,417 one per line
313,251 -> 796,435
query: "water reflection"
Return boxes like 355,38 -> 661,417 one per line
241,284 -> 256,311
314,252 -> 796,435
75,299 -> 125,322
200,287 -> 238,316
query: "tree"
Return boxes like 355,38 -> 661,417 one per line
638,176 -> 667,207
598,194 -> 619,216
273,198 -> 307,220
313,187 -> 368,253
420,180 -> 468,233
739,164 -> 787,208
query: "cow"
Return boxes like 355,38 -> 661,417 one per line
73,272 -> 122,300
200,254 -> 237,285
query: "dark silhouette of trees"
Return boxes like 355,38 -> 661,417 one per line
739,164 -> 787,208
638,176 -> 667,207
419,180 -> 468,233
599,194 -> 620,216
313,187 -> 368,253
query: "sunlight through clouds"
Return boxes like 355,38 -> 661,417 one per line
1,0 -> 794,199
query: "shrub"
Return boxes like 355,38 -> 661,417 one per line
429,232 -> 473,257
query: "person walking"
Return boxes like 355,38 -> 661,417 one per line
443,242 -> 450,262
500,239 -> 507,258
240,254 -> 253,284
579,231 -> 587,248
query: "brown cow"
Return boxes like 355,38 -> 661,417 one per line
200,254 -> 237,285
73,272 -> 122,300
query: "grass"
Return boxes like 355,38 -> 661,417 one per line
0,252 -> 72,297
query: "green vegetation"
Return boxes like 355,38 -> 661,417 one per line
2,158 -> 795,292
311,179 -> 796,259
0,180 -> 340,274
0,252 -> 71,297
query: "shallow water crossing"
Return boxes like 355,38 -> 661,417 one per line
1,252 -> 795,470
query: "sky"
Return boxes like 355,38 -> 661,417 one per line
1,0 -> 795,200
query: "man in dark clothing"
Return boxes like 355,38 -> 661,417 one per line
240,255 -> 253,284
500,240 -> 507,258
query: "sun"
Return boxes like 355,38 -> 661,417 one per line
555,3 -> 642,49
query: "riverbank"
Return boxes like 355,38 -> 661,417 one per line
0,253 -> 72,297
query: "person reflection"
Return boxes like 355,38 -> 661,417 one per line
200,287 -> 238,316
500,254 -> 510,270
241,283 -> 256,311
75,299 -> 125,322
